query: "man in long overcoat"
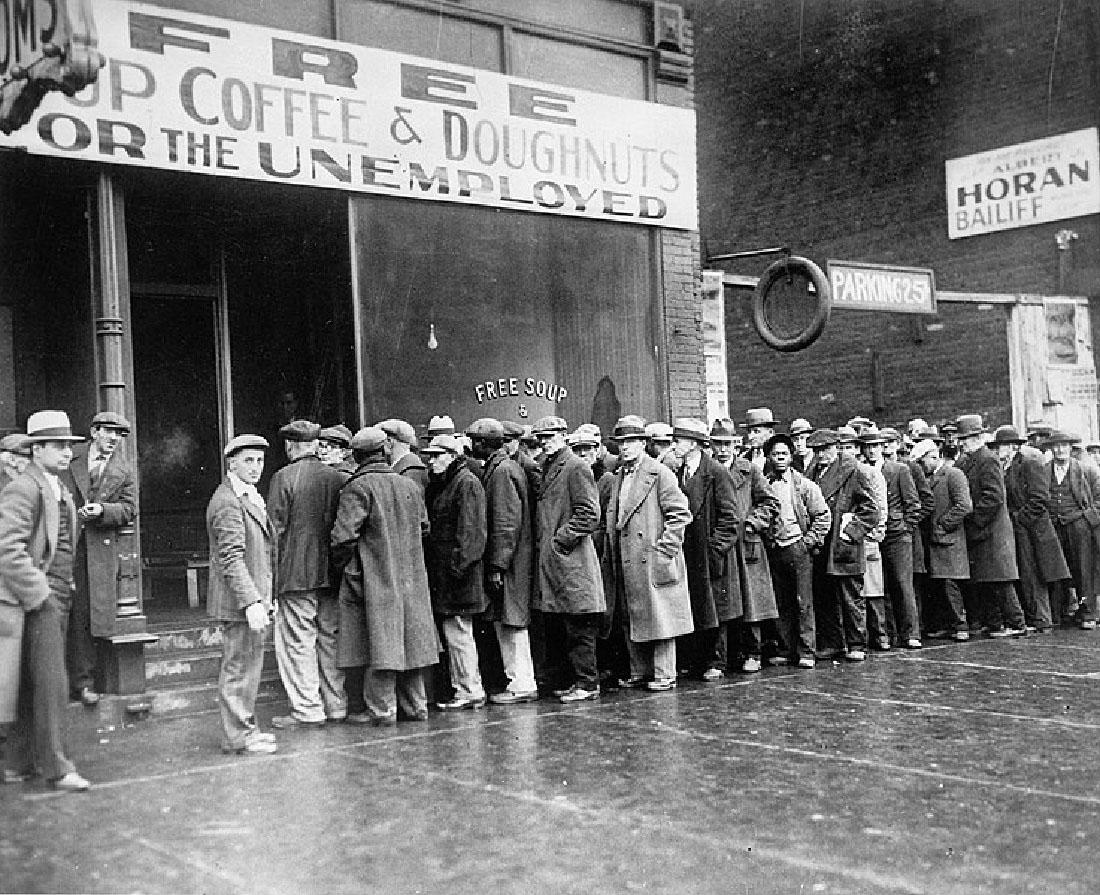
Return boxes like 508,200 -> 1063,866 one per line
952,414 -> 1026,637
331,427 -> 440,725
422,434 -> 488,710
62,411 -> 136,706
207,434 -> 278,756
267,419 -> 349,729
1044,430 -> 1100,628
669,418 -> 737,680
602,416 -> 694,691
810,429 -> 881,660
912,439 -> 973,639
468,418 -> 537,705
532,415 -> 605,702
993,425 -> 1069,633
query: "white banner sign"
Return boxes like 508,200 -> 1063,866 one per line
946,127 -> 1100,239
0,0 -> 697,229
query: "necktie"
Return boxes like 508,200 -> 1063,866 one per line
90,456 -> 105,487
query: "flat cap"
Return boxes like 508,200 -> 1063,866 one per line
318,424 -> 353,447
350,426 -> 387,453
279,419 -> 321,442
421,433 -> 463,455
0,433 -> 32,456
672,417 -> 710,444
567,428 -> 600,448
788,417 -> 813,436
644,421 -> 674,441
427,415 -> 455,435
376,419 -> 416,446
531,415 -> 568,436
806,428 -> 840,448
576,423 -> 602,441
224,434 -> 269,457
519,425 -> 538,445
466,418 -> 504,439
909,439 -> 939,462
502,421 -> 525,438
90,410 -> 131,433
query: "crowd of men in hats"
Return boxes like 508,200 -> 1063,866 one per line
4,400 -> 1099,786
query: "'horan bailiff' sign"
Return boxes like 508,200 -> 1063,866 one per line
827,261 -> 936,315
0,0 -> 697,229
946,128 -> 1100,239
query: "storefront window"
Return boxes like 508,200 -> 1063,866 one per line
338,3 -> 504,70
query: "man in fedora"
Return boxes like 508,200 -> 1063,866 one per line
207,434 -> 278,755
742,408 -> 778,471
62,410 -> 136,707
0,411 -> 91,791
1045,430 -> 1100,629
953,415 -> 1026,637
669,418 -> 737,680
789,418 -> 815,474
0,433 -> 31,490
532,416 -> 605,702
268,420 -> 349,730
993,425 -> 1068,634
644,421 -> 675,464
709,420 -> 739,472
601,416 -> 693,690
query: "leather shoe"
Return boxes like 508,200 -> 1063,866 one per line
51,772 -> 91,792
701,668 -> 724,681
2,769 -> 36,784
559,686 -> 598,703
436,696 -> 486,711
74,687 -> 99,707
270,715 -> 325,729
797,657 -> 816,669
222,738 -> 277,755
617,677 -> 649,689
646,678 -> 676,691
490,690 -> 539,705
344,712 -> 374,725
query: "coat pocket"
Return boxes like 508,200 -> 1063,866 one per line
833,538 -> 859,565
651,549 -> 680,586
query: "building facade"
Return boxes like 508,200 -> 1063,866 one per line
0,0 -> 704,691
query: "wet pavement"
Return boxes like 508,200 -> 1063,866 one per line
4,633 -> 1100,894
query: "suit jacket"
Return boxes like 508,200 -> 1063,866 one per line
926,462 -> 972,579
205,478 -> 276,621
1005,453 -> 1069,584
814,454 -> 880,576
881,458 -> 922,539
954,446 -> 1018,582
63,444 -> 137,637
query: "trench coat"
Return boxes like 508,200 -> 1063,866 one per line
330,461 -> 440,670
726,458 -> 780,622
1004,453 -> 1069,583
677,453 -> 738,627
534,447 -> 605,615
925,462 -> 972,580
814,453 -> 880,577
266,454 -> 348,595
205,478 -> 276,622
0,465 -> 77,723
480,448 -> 534,627
954,446 -> 1018,582
63,445 -> 136,637
600,452 -> 693,642
903,457 -> 934,575
425,459 -> 489,617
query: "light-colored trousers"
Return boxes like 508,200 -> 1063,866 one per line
626,636 -> 677,681
275,590 -> 346,722
364,668 -> 428,721
494,622 -> 537,694
441,615 -> 484,701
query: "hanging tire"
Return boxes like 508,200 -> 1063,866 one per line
752,255 -> 832,352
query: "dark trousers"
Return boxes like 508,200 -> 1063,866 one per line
5,596 -> 76,781
1014,527 -> 1053,630
968,581 -> 1025,631
557,613 -> 600,691
66,543 -> 97,693
818,574 -> 866,653
769,540 -> 816,659
882,533 -> 919,642
1055,518 -> 1097,622
927,578 -> 968,632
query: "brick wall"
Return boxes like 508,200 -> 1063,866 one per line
692,0 -> 1100,427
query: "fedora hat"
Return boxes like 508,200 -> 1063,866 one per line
420,434 -> 463,455
806,428 -> 840,448
991,425 -> 1025,446
613,415 -> 649,441
671,417 -> 710,444
25,411 -> 84,443
741,407 -> 777,429
954,414 -> 987,438
644,421 -> 673,441
0,433 -> 32,456
846,415 -> 873,429
788,417 -> 813,437
836,426 -> 858,445
709,419 -> 737,442
567,428 -> 600,448
915,425 -> 943,443
1043,429 -> 1081,447
857,427 -> 888,445
427,415 -> 455,436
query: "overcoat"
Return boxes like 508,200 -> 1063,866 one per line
534,447 -> 605,615
677,453 -> 738,627
331,461 -> 440,670
925,462 -> 972,580
726,458 -> 780,622
813,454 -> 880,577
480,448 -> 534,627
266,454 -> 348,594
392,452 -> 429,492
205,478 -> 276,622
1004,452 -> 1069,583
902,457 -> 934,575
0,465 -> 77,723
63,445 -> 136,637
862,463 -> 887,598
954,446 -> 1018,582
600,452 -> 693,642
425,459 -> 489,616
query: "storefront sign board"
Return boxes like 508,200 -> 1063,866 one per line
826,260 -> 936,314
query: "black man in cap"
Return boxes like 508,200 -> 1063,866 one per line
63,410 -> 136,707
268,420 -> 350,729
1,411 -> 91,791
1045,429 -> 1100,629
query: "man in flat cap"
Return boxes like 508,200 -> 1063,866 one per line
331,428 -> 440,725
1045,430 -> 1100,629
1,411 -> 91,791
467,419 -> 537,704
62,410 -> 136,707
532,415 -> 605,702
0,434 -> 31,490
267,420 -> 349,729
318,425 -> 356,475
207,434 -> 277,755
378,419 -> 428,493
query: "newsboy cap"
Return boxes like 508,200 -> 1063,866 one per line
531,416 -> 568,436
0,433 -> 32,456
90,410 -> 131,434
567,428 -> 600,448
806,428 -> 840,448
280,419 -> 321,442
376,419 -> 416,446
224,434 -> 269,457
466,418 -> 504,439
672,418 -> 710,444
421,434 -> 463,455
318,424 -> 353,447
350,426 -> 387,453
502,421 -> 525,439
